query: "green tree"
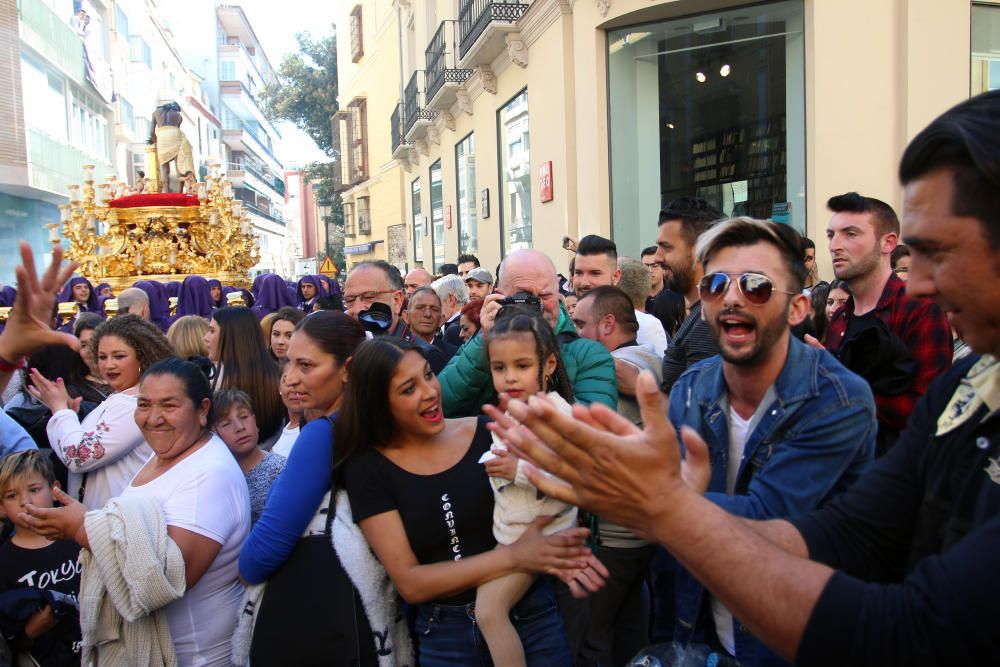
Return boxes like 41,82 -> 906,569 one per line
261,29 -> 345,275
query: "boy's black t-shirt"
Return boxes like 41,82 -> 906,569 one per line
0,539 -> 82,597
345,416 -> 495,605
0,538 -> 83,665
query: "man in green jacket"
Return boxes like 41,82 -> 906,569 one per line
440,248 -> 618,417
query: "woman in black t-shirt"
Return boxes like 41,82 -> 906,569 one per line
340,338 -> 591,666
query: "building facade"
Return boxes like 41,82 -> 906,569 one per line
0,0 -> 116,282
335,0 -> 993,281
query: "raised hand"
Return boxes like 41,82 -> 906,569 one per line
26,368 -> 81,414
0,242 -> 80,362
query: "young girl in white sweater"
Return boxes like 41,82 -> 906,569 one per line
478,307 -> 578,667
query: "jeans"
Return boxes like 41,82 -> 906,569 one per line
413,578 -> 572,667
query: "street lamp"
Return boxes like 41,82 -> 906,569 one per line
317,198 -> 333,265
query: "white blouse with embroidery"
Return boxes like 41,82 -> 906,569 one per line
47,389 -> 152,510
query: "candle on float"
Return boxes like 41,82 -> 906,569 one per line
240,219 -> 250,234
197,183 -> 207,200
59,205 -> 70,222
209,210 -> 219,226
48,225 -> 60,243
134,253 -> 144,269
86,215 -> 96,231
222,181 -> 233,198
82,164 -> 95,182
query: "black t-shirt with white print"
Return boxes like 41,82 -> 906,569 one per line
345,416 -> 495,605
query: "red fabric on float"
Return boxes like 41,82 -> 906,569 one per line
109,193 -> 200,208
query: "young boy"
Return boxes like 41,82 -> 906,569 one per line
0,450 -> 82,664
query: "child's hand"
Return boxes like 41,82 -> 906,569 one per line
24,604 -> 57,639
484,448 -> 518,481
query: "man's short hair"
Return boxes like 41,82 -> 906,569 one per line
0,450 -> 56,494
695,217 -> 809,292
899,89 -> 1000,249
615,257 -> 651,309
457,253 -> 480,267
826,192 -> 900,238
351,260 -> 403,290
117,287 -> 149,315
408,286 -> 442,311
891,244 -> 911,268
657,196 -> 723,248
580,286 -> 639,336
576,234 -> 618,261
439,263 -> 459,276
640,246 -> 658,259
431,274 -> 469,305
802,237 -> 816,252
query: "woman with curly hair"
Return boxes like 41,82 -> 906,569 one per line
27,314 -> 175,509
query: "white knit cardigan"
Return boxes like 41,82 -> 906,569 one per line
79,494 -> 186,667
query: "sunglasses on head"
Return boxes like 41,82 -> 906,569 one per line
698,272 -> 797,305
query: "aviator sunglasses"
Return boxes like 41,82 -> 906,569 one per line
698,272 -> 797,305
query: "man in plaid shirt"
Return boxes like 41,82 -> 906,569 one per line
823,193 -> 952,454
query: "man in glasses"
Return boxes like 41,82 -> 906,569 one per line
439,247 -> 617,414
488,90 -> 1000,666
824,192 -> 951,455
642,245 -> 686,339
655,197 -> 724,394
669,217 -> 875,665
343,260 -> 448,373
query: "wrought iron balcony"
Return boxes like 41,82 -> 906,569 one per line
391,103 -> 410,159
458,0 -> 528,63
403,72 -> 420,135
425,21 -> 473,110
402,71 -> 438,143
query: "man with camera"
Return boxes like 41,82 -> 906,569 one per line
438,248 -> 617,418
343,260 -> 448,373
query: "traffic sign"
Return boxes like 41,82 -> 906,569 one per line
319,256 -> 338,277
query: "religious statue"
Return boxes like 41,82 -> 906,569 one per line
149,101 -> 195,193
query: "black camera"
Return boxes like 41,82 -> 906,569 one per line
498,292 -> 543,312
358,302 -> 393,335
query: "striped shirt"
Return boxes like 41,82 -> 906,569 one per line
661,301 -> 720,394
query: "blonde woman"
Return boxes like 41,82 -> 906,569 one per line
167,315 -> 209,359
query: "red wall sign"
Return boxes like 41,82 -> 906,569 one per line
539,161 -> 553,203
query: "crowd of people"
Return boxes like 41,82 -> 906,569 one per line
0,90 -> 997,666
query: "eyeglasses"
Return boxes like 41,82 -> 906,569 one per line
343,289 -> 399,307
698,272 -> 797,305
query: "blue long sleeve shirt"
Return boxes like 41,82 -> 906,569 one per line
238,416 -> 334,584
0,410 -> 36,456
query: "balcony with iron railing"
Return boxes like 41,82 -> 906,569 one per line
226,160 -> 286,196
425,21 -> 473,111
403,71 -> 438,142
457,0 -> 529,68
391,103 -> 410,159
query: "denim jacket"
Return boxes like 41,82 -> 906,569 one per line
668,337 -> 876,666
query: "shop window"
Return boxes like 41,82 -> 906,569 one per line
608,0 -> 806,251
498,89 -> 530,256
412,178 -> 424,262
430,160 -> 445,271
972,4 -> 1000,94
455,133 -> 477,256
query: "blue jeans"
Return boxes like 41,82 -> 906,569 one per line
414,578 -> 573,667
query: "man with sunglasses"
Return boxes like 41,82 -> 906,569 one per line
664,217 -> 876,666
487,91 -> 1000,666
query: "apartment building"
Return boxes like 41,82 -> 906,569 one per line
336,0 -> 990,281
